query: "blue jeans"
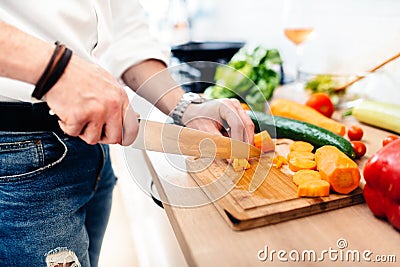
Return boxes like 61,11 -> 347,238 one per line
0,131 -> 117,267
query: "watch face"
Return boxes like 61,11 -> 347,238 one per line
191,98 -> 205,104
184,92 -> 203,103
183,92 -> 198,100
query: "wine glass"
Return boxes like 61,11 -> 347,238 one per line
282,0 -> 315,83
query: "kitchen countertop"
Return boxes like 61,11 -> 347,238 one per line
141,85 -> 400,267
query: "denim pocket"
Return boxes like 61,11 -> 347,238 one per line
0,132 -> 67,181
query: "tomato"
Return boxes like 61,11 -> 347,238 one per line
347,125 -> 364,141
382,135 -> 399,147
351,141 -> 367,158
305,93 -> 335,118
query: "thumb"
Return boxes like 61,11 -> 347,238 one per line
121,102 -> 140,146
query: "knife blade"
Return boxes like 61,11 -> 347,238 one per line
130,119 -> 261,159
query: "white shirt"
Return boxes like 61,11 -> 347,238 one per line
0,0 -> 170,102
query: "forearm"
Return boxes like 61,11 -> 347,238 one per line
0,21 -> 53,85
122,59 -> 184,115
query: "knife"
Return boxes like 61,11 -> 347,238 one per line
130,119 -> 261,159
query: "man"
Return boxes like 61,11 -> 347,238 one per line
0,1 -> 254,266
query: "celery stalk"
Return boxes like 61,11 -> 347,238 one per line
353,100 -> 400,134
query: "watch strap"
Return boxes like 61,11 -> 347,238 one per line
171,97 -> 191,126
171,92 -> 206,126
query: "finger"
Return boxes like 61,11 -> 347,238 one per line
197,122 -> 222,136
185,118 -> 222,136
98,108 -> 123,144
223,99 -> 255,144
224,115 -> 244,142
78,121 -> 104,145
237,107 -> 255,144
58,120 -> 86,137
98,121 -> 122,144
57,109 -> 92,137
121,103 -> 140,146
219,100 -> 245,142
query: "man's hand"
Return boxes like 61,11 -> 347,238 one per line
121,60 -> 254,144
182,98 -> 255,145
45,55 -> 139,145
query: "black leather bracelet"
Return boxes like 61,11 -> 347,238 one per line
32,41 -> 72,100
43,47 -> 72,94
32,42 -> 63,99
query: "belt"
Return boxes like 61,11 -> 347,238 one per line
0,101 -> 62,132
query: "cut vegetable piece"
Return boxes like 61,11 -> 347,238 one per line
272,155 -> 288,169
288,158 -> 316,172
289,141 -> 314,152
270,98 -> 346,136
293,170 -> 321,186
287,151 -> 315,161
253,130 -> 275,152
232,158 -> 251,172
315,145 -> 360,194
297,180 -> 330,197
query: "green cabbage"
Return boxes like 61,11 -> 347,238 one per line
204,46 -> 282,111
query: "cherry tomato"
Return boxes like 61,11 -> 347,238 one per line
382,135 -> 399,147
305,93 -> 335,118
347,125 -> 364,141
351,141 -> 367,159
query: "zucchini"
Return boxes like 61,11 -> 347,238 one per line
248,111 -> 356,159
352,100 -> 400,134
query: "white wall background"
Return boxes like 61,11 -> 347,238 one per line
188,0 -> 400,74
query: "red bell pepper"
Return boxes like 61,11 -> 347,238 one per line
363,138 -> 400,230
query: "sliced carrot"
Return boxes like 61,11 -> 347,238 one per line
287,151 -> 315,161
275,158 -> 284,169
289,141 -> 314,152
292,170 -> 321,186
253,131 -> 275,152
271,155 -> 288,169
315,145 -> 361,194
232,158 -> 251,172
297,180 -> 330,197
272,155 -> 288,164
288,158 -> 316,172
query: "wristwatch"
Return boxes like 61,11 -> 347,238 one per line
171,92 -> 208,126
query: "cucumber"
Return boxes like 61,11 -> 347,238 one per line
248,111 -> 356,159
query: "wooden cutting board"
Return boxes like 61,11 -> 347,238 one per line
186,140 -> 364,231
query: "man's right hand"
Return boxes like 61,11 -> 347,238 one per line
45,55 -> 139,146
